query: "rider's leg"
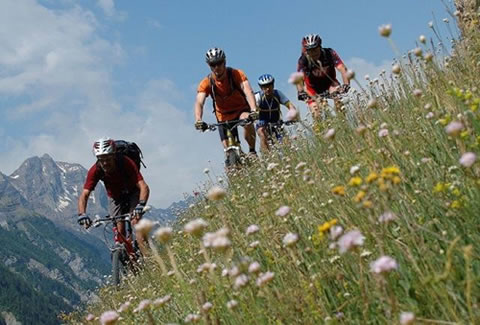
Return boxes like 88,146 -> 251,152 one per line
257,126 -> 269,152
239,111 -> 256,153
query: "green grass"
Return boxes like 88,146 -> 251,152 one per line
66,12 -> 480,325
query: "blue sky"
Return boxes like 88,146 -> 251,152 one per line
0,0 -> 456,207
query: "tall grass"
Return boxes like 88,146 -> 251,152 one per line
65,11 -> 480,325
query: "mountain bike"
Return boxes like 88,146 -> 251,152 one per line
84,208 -> 149,286
205,118 -> 254,169
310,89 -> 348,120
263,120 -> 297,147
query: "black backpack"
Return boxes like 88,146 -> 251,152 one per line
96,140 -> 146,181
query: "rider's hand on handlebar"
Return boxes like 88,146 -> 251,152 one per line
248,111 -> 259,121
77,214 -> 92,229
340,84 -> 350,93
297,90 -> 309,101
133,201 -> 146,218
195,120 -> 208,131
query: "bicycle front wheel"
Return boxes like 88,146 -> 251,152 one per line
111,248 -> 127,286
225,150 -> 241,168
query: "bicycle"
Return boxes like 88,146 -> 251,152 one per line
204,118 -> 254,169
80,207 -> 150,286
262,120 -> 297,147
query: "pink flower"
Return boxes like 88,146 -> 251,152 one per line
275,206 -> 291,217
256,271 -> 275,287
246,224 -> 260,235
445,121 -> 464,136
248,261 -> 261,273
337,230 -> 365,254
133,299 -> 152,313
323,128 -> 336,140
378,211 -> 397,223
459,152 -> 476,168
400,311 -> 415,324
370,256 -> 398,274
85,313 -> 95,321
378,128 -> 389,137
288,72 -> 304,85
99,311 -> 119,325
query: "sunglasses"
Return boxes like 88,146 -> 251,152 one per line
209,61 -> 225,68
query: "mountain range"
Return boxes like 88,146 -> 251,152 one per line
0,154 -> 191,325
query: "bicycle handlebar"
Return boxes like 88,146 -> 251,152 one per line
205,118 -> 253,131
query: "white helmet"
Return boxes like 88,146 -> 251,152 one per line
258,74 -> 275,86
303,34 -> 322,50
205,47 -> 226,64
92,137 -> 115,157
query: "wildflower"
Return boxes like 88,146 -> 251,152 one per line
346,69 -> 355,80
117,302 -> 131,313
211,236 -> 232,252
400,311 -> 415,325
348,176 -> 362,187
381,166 -> 400,176
392,64 -> 401,74
267,162 -> 279,171
86,314 -> 95,321
184,218 -> 208,236
392,176 -> 401,184
459,152 -> 476,168
153,294 -> 171,307
185,313 -> 201,323
226,300 -> 238,310
324,128 -> 336,140
249,240 -> 260,248
350,165 -> 360,175
134,219 -> 154,237
367,98 -> 378,109
248,261 -> 261,274
99,311 -> 119,325
288,72 -> 304,85
154,227 -> 173,244
445,121 -> 464,136
246,224 -> 260,235
283,232 -> 299,247
295,162 -> 307,170
337,230 -> 365,254
318,219 -> 338,234
331,185 -> 345,196
425,112 -> 434,119
234,274 -> 249,289
412,89 -> 423,97
362,200 -> 373,209
353,190 -> 366,203
378,128 -> 389,137
378,211 -> 397,223
256,271 -> 275,287
370,256 -> 398,274
203,168 -> 210,174
360,250 -> 372,257
424,52 -> 433,62
133,299 -> 151,313
413,47 -> 423,57
419,35 -> 426,44
366,172 -> 378,183
275,205 -> 291,217
378,24 -> 392,37
329,225 -> 344,241
433,182 -> 447,193
206,185 -> 227,200
202,302 -> 213,312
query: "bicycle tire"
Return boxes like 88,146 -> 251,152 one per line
225,150 -> 241,168
111,248 -> 126,286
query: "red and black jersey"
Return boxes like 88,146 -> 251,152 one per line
297,48 -> 344,94
83,156 -> 143,200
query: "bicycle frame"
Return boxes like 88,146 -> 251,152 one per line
263,120 -> 296,146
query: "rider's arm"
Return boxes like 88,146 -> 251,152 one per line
194,92 -> 207,121
240,80 -> 258,112
336,63 -> 349,86
77,189 -> 91,215
136,179 -> 150,203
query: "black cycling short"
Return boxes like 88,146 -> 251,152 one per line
218,109 -> 250,141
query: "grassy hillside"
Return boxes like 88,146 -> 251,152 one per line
66,9 -> 479,325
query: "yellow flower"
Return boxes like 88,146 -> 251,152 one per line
362,200 -> 373,208
332,186 -> 346,196
318,219 -> 338,233
450,200 -> 461,209
460,130 -> 469,139
348,177 -> 363,187
433,182 -> 446,193
381,166 -> 400,176
353,190 -> 366,203
366,172 -> 378,183
392,176 -> 401,184
451,188 -> 461,196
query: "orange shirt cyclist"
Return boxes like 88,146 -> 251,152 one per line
194,48 -> 258,156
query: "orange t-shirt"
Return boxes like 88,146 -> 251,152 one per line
197,68 -> 249,121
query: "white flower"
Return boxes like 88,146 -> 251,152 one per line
249,240 -> 260,248
275,205 -> 291,217
248,261 -> 261,274
337,230 -> 365,254
256,271 -> 275,287
378,211 -> 397,223
370,256 -> 398,274
134,219 -> 154,237
295,162 -> 307,170
400,311 -> 415,325
202,302 -> 213,312
154,227 -> 173,244
391,64 -> 401,74
413,47 -> 423,57
329,225 -> 344,241
323,128 -> 336,140
226,300 -> 238,310
425,112 -> 434,119
211,236 -> 231,252
246,224 -> 260,235
349,165 -> 360,175
234,274 -> 249,289
153,294 -> 171,307
459,152 -> 476,168
117,302 -> 131,313
267,162 -> 279,171
282,232 -> 299,247
378,24 -> 392,37
203,168 -> 210,174
133,299 -> 151,313
185,313 -> 201,323
378,129 -> 389,137
206,185 -> 227,200
367,98 -> 377,109
184,218 -> 208,236
419,35 -> 426,44
412,89 -> 423,97
445,121 -> 464,136
100,311 -> 119,325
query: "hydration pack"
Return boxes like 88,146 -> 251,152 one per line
114,140 -> 146,171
